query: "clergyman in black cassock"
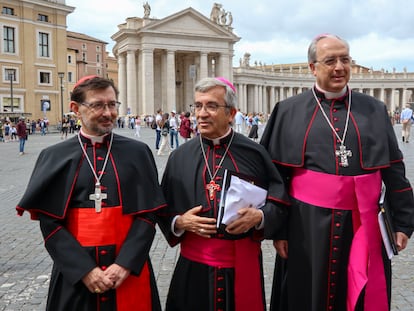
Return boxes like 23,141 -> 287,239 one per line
261,34 -> 414,311
158,77 -> 290,311
16,76 -> 166,311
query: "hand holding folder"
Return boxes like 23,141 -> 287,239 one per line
378,185 -> 398,259
217,170 -> 267,227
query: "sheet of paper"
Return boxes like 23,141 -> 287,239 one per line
220,175 -> 267,225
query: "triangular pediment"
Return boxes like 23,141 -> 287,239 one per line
142,7 -> 239,41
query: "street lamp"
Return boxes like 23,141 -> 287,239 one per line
9,72 -> 14,113
58,72 -> 65,118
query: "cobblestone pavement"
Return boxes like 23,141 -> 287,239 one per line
1,125 -> 414,310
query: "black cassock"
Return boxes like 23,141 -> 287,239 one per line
261,87 -> 414,311
17,133 -> 166,311
158,130 -> 290,311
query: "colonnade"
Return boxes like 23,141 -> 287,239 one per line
234,72 -> 414,115
115,49 -> 233,116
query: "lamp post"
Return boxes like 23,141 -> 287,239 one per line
9,72 -> 14,113
58,72 -> 65,118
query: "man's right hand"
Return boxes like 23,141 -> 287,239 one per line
175,205 -> 217,237
82,267 -> 115,294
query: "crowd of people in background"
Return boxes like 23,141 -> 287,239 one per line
0,109 -> 274,158
116,109 -> 268,156
0,117 -> 50,143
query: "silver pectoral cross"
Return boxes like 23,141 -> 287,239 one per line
89,182 -> 107,213
335,144 -> 352,167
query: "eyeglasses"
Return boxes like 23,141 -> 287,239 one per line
80,101 -> 121,111
315,56 -> 352,67
194,102 -> 229,113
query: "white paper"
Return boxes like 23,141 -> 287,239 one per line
378,211 -> 394,260
220,174 -> 267,226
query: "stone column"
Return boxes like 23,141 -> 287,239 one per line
199,52 -> 208,80
262,85 -> 268,113
390,88 -> 396,113
254,84 -> 259,113
242,84 -> 248,113
166,50 -> 176,112
380,88 -> 385,103
402,88 -> 408,105
141,48 -> 154,114
118,53 -> 127,116
217,53 -> 231,79
369,88 -> 374,97
270,87 -> 275,111
287,87 -> 293,98
126,50 -> 137,115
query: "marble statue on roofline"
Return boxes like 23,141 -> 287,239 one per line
143,1 -> 151,18
210,3 -> 233,27
242,53 -> 251,68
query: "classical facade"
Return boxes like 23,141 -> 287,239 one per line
111,6 -> 239,115
112,4 -> 414,116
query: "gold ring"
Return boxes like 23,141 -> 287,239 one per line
94,288 -> 101,294
199,229 -> 204,234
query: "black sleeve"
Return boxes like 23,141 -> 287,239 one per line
115,214 -> 157,275
261,202 -> 289,240
381,163 -> 414,237
38,214 -> 97,285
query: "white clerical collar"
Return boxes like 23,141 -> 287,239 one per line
315,83 -> 347,99
80,128 -> 108,145
203,128 -> 232,145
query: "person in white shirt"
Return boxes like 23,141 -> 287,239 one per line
400,104 -> 413,142
155,109 -> 162,149
234,108 -> 244,133
169,110 -> 180,149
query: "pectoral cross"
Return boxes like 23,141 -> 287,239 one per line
335,144 -> 352,167
89,182 -> 107,213
206,180 -> 221,201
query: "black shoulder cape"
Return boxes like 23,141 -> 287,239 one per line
17,133 -> 166,219
260,89 -> 403,169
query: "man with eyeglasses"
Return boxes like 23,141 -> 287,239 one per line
157,77 -> 290,311
16,76 -> 166,311
261,34 -> 414,311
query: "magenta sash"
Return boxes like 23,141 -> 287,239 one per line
180,232 -> 264,311
290,168 -> 388,311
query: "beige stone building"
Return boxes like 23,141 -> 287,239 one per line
66,31 -> 108,80
0,0 -> 74,124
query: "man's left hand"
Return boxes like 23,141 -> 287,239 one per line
225,207 -> 262,235
104,263 -> 131,289
395,231 -> 409,252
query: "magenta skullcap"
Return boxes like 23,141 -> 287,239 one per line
215,77 -> 236,93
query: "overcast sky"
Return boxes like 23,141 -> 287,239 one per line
65,0 -> 414,72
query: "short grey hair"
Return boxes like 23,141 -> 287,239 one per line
307,34 -> 350,64
194,77 -> 237,109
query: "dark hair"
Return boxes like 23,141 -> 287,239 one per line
71,77 -> 119,103
185,112 -> 191,118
